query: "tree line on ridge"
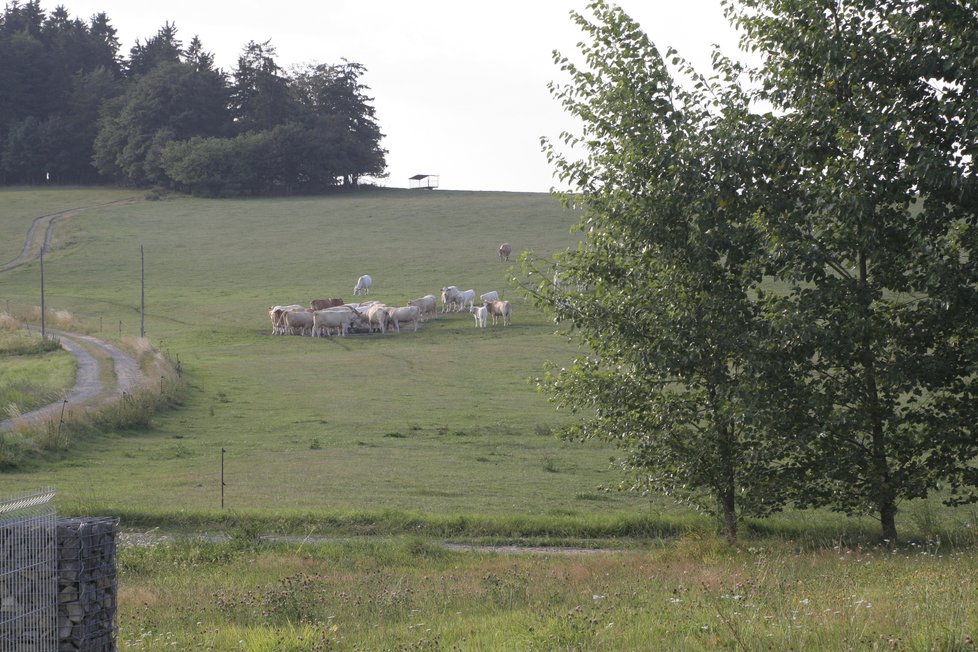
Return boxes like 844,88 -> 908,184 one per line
0,0 -> 386,194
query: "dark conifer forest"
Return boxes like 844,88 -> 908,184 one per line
0,1 -> 387,194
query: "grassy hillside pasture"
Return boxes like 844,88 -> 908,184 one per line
0,186 -> 139,264
0,188 -> 671,520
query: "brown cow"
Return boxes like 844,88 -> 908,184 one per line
498,242 -> 512,261
311,297 -> 344,310
485,299 -> 512,326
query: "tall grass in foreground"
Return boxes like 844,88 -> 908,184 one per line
116,536 -> 978,650
0,320 -> 75,418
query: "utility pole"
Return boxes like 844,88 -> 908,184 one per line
221,448 -> 226,509
39,247 -> 46,339
140,245 -> 145,338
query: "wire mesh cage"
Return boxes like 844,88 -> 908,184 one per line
0,487 -> 58,652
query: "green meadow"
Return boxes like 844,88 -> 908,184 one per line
0,186 -> 665,520
3,187 -> 977,649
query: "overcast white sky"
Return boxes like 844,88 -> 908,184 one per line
57,1 -> 742,192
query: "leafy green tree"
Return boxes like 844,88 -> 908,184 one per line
0,116 -> 48,183
0,3 -> 386,191
94,59 -> 230,184
50,67 -> 123,182
528,1 -> 792,541
290,61 -> 387,186
730,0 -> 978,542
230,40 -> 293,133
0,29 -> 49,130
0,3 -> 122,183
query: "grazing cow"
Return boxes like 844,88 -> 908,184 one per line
458,289 -> 476,312
480,290 -> 499,303
408,295 -> 438,320
485,299 -> 512,326
353,274 -> 372,296
312,307 -> 359,337
311,297 -> 344,311
441,286 -> 462,312
269,304 -> 305,335
283,309 -> 314,336
472,305 -> 488,328
498,242 -> 512,261
365,303 -> 390,333
387,305 -> 422,333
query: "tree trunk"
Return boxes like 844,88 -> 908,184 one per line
879,496 -> 898,543
719,483 -> 737,543
718,421 -> 738,543
858,249 -> 898,543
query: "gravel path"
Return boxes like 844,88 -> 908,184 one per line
2,198 -> 147,431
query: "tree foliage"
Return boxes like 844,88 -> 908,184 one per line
728,0 -> 978,542
0,2 -> 123,183
93,59 -> 230,185
529,1 -> 795,540
0,1 -> 386,192
534,0 -> 978,542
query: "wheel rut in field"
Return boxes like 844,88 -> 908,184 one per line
0,198 -> 138,273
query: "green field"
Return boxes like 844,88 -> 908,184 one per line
3,187 -> 976,650
0,187 -> 670,520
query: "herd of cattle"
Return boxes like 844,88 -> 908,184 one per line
268,274 -> 513,338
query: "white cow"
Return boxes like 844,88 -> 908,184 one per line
458,289 -> 476,311
472,305 -> 488,328
312,307 -> 358,337
485,300 -> 512,326
479,290 -> 499,303
365,302 -> 390,333
283,309 -> 314,336
354,274 -> 372,296
387,305 -> 422,333
441,286 -> 462,312
408,295 -> 438,320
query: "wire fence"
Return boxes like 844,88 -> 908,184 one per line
0,487 -> 58,652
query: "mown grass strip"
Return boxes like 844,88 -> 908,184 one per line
71,506 -> 701,543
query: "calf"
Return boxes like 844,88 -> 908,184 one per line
472,305 -> 488,328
